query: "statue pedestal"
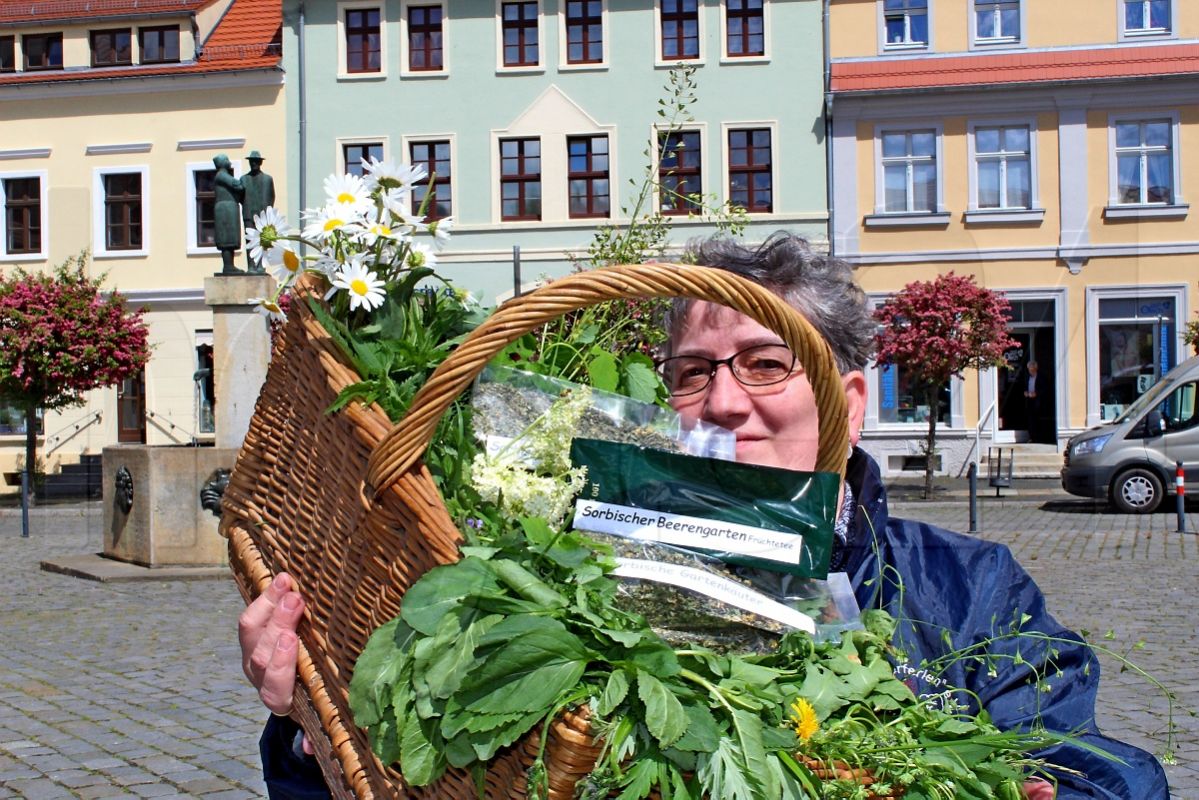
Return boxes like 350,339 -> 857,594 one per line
204,275 -> 274,450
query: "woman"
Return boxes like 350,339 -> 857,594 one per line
242,234 -> 1168,799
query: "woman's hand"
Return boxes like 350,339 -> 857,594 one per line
1024,778 -> 1055,800
239,572 -> 304,716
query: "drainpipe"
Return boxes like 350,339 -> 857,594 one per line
297,0 -> 308,215
822,0 -> 835,256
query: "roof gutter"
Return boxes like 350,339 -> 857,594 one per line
297,0 -> 307,215
823,0 -> 835,257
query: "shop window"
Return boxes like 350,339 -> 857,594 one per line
878,363 -> 950,424
1098,296 -> 1176,421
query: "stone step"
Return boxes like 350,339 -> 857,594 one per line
984,446 -> 1062,479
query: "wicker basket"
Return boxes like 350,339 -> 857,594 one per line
220,262 -> 851,799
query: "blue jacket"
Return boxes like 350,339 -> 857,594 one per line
838,449 -> 1168,799
261,449 -> 1169,799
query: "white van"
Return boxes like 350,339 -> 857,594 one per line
1061,354 -> 1199,513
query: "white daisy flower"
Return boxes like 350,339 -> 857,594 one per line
244,207 -> 293,265
405,242 -> 437,270
358,219 -> 406,249
364,157 -> 428,192
330,261 -> 386,312
249,297 -> 287,323
268,246 -> 304,284
428,216 -> 454,250
301,202 -> 364,241
379,186 -> 415,221
323,173 -> 371,211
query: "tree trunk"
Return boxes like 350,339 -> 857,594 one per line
923,384 -> 938,500
23,406 -> 37,508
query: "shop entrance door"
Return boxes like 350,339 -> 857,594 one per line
996,302 -> 1057,444
117,371 -> 146,444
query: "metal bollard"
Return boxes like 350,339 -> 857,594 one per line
20,469 -> 30,539
968,461 -> 978,533
1176,461 -> 1188,534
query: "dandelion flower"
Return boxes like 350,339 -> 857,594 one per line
269,246 -> 303,284
323,173 -> 371,211
244,207 -> 293,265
330,262 -> 386,312
249,297 -> 287,323
790,698 -> 819,743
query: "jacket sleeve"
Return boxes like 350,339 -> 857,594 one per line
878,521 -> 1169,799
260,715 -> 333,800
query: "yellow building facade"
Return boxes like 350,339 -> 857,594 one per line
0,0 -> 284,490
829,0 -> 1199,476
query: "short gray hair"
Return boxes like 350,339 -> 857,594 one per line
665,233 -> 875,374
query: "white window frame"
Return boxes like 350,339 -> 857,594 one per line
0,169 -> 49,262
872,123 -> 944,216
495,0 -> 545,73
721,121 -> 778,216
185,160 -> 241,256
654,0 -> 706,68
719,0 -> 770,63
400,0 -> 448,77
966,119 -> 1043,222
336,137 -> 389,176
864,294 -> 964,432
337,1 -> 387,80
1086,284 -> 1188,427
878,0 -> 931,53
401,133 -> 456,219
970,0 -> 1022,49
653,122 -> 709,215
1118,0 -> 1177,41
558,0 -> 609,71
1105,111 -> 1186,217
92,164 -> 149,259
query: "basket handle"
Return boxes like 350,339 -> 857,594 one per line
365,262 -> 849,497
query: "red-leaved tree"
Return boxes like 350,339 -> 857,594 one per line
874,272 -> 1017,498
0,252 -> 151,497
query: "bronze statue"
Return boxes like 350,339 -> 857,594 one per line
241,150 -> 276,273
212,154 -> 244,274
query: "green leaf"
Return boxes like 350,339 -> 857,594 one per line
400,556 -> 499,635
637,671 -> 687,749
670,703 -> 721,753
621,638 -> 681,677
696,738 -> 756,800
616,758 -> 659,799
586,350 -> 620,392
426,614 -> 502,700
457,622 -> 590,715
348,617 -> 415,727
731,709 -> 772,798
399,712 -> 445,786
597,669 -> 630,716
622,356 -> 661,403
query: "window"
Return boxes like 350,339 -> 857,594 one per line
196,333 -> 215,435
345,8 -> 382,73
661,0 -> 700,60
726,0 -> 764,57
500,138 -> 541,221
883,0 -> 927,49
104,172 -> 143,251
728,128 -> 771,213
878,364 -> 950,424
568,135 -> 610,218
344,142 -> 384,176
91,28 -> 132,66
502,2 -> 539,67
1123,0 -> 1171,36
881,129 -> 937,213
565,0 -> 603,64
4,177 -> 41,256
1,36 -> 14,72
1098,296 -> 1176,420
974,125 -> 1030,209
0,402 -> 42,436
410,140 -> 452,219
1114,119 -> 1173,205
974,0 -> 1018,44
23,33 -> 63,70
408,5 -> 443,71
139,26 -> 179,63
193,169 -> 216,248
659,130 -> 702,215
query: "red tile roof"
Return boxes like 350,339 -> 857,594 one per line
0,0 -> 280,86
0,0 -> 207,23
831,43 -> 1199,93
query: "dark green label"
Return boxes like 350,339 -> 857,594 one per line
570,438 -> 838,579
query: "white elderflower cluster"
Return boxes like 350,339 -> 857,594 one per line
471,387 -> 593,528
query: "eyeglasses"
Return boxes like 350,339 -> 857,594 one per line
655,344 -> 798,397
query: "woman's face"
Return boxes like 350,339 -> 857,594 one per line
669,302 -> 865,472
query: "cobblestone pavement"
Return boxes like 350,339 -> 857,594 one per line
1,496 -> 1197,799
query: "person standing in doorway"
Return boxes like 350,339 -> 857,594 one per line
1024,360 -> 1042,440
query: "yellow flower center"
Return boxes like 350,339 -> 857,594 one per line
336,192 -> 357,204
263,302 -> 281,313
282,249 -> 301,273
350,278 -> 370,296
371,224 -> 391,236
323,218 -> 345,232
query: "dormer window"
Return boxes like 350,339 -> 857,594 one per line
91,28 -> 133,67
0,36 -> 14,73
139,26 -> 180,64
23,32 -> 63,70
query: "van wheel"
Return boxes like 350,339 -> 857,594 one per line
1111,468 -> 1164,514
